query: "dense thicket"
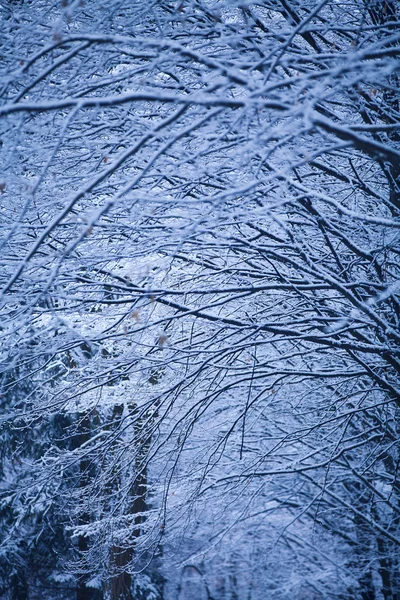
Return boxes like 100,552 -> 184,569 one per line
1,1 -> 399,599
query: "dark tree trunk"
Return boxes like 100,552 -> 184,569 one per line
108,405 -> 149,600
75,413 -> 103,600
10,571 -> 28,600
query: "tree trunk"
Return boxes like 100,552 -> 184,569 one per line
75,413 -> 103,600
108,406 -> 148,600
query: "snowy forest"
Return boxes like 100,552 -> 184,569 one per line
0,0 -> 399,599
